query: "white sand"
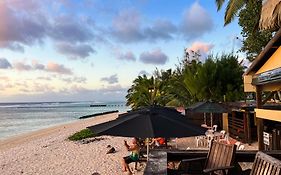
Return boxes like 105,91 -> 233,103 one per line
0,113 -> 144,175
0,112 -> 258,175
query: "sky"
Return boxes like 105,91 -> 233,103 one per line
0,0 -> 245,103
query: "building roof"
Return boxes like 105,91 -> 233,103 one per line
245,28 -> 281,75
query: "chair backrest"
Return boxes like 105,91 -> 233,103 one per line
205,140 -> 237,173
220,130 -> 226,136
235,141 -> 241,148
250,151 -> 281,175
238,145 -> 245,150
212,125 -> 218,132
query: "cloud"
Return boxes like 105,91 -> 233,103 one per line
12,60 -> 72,75
61,76 -> 87,84
13,62 -> 32,71
113,48 -> 136,61
111,9 -> 177,43
0,58 -> 12,69
101,74 -> 118,84
32,83 -> 54,93
0,76 -> 10,81
37,76 -> 52,81
46,62 -> 72,75
112,9 -> 143,43
49,16 -> 94,43
0,1 -> 48,51
55,42 -> 96,60
187,41 -> 214,54
139,49 -> 168,65
0,83 -> 128,102
181,1 -> 213,40
32,60 -> 45,70
0,1 -> 98,59
145,19 -> 177,41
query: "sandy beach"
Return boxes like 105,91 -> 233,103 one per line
0,112 -> 258,175
0,113 -> 144,175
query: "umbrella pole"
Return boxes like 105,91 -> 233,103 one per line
210,113 -> 213,127
204,113 -> 206,124
146,138 -> 149,161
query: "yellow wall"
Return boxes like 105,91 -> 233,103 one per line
256,46 -> 281,74
261,83 -> 281,92
244,75 -> 256,92
255,109 -> 281,122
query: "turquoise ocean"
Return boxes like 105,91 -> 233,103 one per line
0,101 -> 129,140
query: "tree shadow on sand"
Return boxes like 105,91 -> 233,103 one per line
79,137 -> 107,144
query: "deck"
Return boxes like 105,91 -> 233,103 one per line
144,150 -> 281,174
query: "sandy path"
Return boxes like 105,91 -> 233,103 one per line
0,113 -> 144,175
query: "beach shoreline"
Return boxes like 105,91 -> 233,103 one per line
0,112 -> 119,151
0,111 -> 121,150
0,112 -> 144,175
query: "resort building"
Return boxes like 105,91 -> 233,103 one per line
244,28 -> 281,150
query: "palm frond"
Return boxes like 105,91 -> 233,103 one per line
216,0 -> 225,11
260,0 -> 281,31
224,0 -> 245,26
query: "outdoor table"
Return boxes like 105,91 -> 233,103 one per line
144,150 -> 167,175
201,124 -> 212,129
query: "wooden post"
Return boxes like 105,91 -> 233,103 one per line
256,86 -> 264,150
244,112 -> 248,143
246,112 -> 252,145
222,113 -> 229,133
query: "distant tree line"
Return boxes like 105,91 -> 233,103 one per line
126,51 -> 244,109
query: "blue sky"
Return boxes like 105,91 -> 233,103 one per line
0,0 -> 245,102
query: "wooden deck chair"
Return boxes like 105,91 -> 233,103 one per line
171,140 -> 237,175
243,151 -> 281,175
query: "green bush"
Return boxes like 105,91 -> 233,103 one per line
68,128 -> 95,141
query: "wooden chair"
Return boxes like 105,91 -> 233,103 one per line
171,140 -> 237,175
243,151 -> 281,175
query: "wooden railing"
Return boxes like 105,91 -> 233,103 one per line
167,150 -> 281,162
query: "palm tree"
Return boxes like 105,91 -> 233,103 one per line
126,71 -> 173,109
126,75 -> 154,109
259,0 -> 281,31
216,0 -> 281,31
215,0 -> 247,26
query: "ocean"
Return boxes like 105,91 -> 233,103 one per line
0,101 -> 130,140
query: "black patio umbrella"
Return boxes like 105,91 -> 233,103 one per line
87,106 -> 207,160
187,101 -> 229,127
88,106 -> 206,138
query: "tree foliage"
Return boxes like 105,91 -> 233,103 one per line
238,0 -> 273,61
126,52 -> 244,109
215,0 -> 273,61
215,0 -> 246,26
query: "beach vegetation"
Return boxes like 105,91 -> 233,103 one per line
215,0 -> 273,61
126,51 -> 244,109
238,0 -> 272,61
68,128 -> 95,141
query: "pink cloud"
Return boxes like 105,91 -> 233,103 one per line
13,62 -> 32,71
113,47 -> 136,61
187,41 -> 214,53
11,60 -> 72,75
46,62 -> 72,75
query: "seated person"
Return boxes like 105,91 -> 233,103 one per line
121,137 -> 140,174
152,137 -> 166,147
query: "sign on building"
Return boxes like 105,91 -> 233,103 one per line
263,132 -> 270,145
